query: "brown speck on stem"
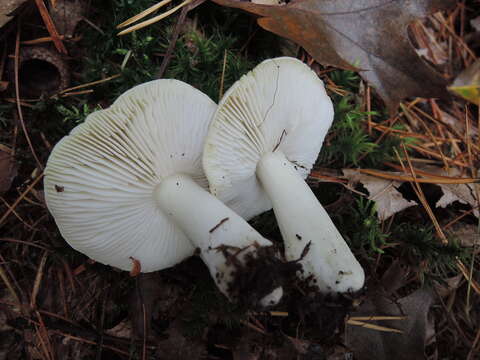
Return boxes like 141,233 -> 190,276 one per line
55,185 -> 64,192
299,241 -> 312,261
209,217 -> 229,233
129,257 -> 141,277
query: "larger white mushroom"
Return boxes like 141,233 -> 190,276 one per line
203,57 -> 365,294
45,79 -> 283,306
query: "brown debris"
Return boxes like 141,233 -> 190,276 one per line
0,145 -> 17,194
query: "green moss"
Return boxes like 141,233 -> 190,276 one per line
394,223 -> 468,283
339,197 -> 389,255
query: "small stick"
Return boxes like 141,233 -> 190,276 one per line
118,0 -> 193,36
0,172 -> 44,226
14,25 -> 44,170
219,50 -> 228,99
56,74 -> 121,95
34,0 -> 67,53
117,0 -> 173,28
22,35 -> 65,45
209,217 -> 229,233
30,251 -> 49,309
346,319 -> 403,334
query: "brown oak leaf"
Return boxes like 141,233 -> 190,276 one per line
211,0 -> 454,112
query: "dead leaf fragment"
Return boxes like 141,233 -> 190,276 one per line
105,319 -> 132,339
343,169 -> 417,220
0,0 -> 28,28
129,257 -> 141,277
470,16 -> 480,33
212,0 -> 453,112
426,166 -> 480,217
433,274 -> 462,298
49,0 -> 86,38
412,21 -> 448,65
346,259 -> 436,359
449,58 -> 480,105
0,145 -> 17,194
445,222 -> 480,247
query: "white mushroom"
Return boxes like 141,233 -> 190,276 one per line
203,57 -> 365,294
45,79 -> 283,306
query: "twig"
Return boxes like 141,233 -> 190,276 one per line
346,319 -> 403,334
357,168 -> 478,184
219,50 -> 228,100
14,24 -> 44,170
34,0 -> 67,53
118,0 -> 193,36
56,74 -> 121,95
117,0 -> 174,28
0,172 -> 44,227
30,251 -> 49,309
156,0 -> 205,78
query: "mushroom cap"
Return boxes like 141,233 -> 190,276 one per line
203,57 -> 334,220
45,79 -> 217,272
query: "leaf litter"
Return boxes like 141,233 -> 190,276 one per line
211,0 -> 453,112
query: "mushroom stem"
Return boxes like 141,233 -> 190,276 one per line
155,173 -> 282,305
256,151 -> 365,293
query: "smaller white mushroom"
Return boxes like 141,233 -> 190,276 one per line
45,79 -> 283,306
204,57 -> 365,294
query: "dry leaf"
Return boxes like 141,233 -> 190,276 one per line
129,257 -> 141,277
424,166 -> 480,217
433,274 -> 462,298
445,222 -> 480,247
346,260 -> 435,360
105,319 -> 132,339
437,109 -> 478,137
0,0 -> 28,28
49,0 -> 86,38
212,0 -> 453,112
0,81 -> 8,92
0,145 -> 17,194
285,335 -> 309,354
449,58 -> 480,105
470,16 -> 480,33
413,21 -> 448,65
343,169 -> 417,221
346,290 -> 435,360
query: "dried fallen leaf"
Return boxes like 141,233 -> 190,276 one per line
0,145 -> 17,194
343,169 -> 417,221
433,274 -> 462,298
129,257 -> 141,277
346,260 -> 435,360
445,222 -> 480,248
412,21 -> 448,65
49,0 -> 86,38
449,58 -> 480,105
0,0 -> 28,28
285,335 -> 309,354
212,0 -> 453,112
346,288 -> 435,360
471,16 -> 480,32
105,319 -> 132,339
421,166 -> 480,217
